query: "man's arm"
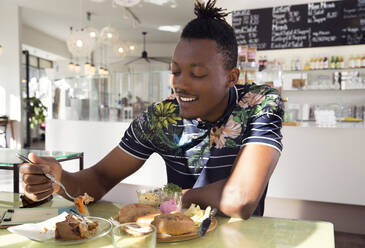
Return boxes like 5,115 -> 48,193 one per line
182,144 -> 280,219
20,146 -> 145,202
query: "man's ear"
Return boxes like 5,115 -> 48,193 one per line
226,68 -> 240,88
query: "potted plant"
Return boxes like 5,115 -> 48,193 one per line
24,97 -> 47,129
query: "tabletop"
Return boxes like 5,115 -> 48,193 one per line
0,192 -> 335,248
0,148 -> 83,165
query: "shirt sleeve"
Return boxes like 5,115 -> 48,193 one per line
119,113 -> 155,160
242,85 -> 284,152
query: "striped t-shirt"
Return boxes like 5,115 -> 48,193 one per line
119,83 -> 284,216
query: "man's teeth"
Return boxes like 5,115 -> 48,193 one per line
180,97 -> 197,102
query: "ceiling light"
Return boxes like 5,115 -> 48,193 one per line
67,29 -> 97,58
158,25 -> 180,33
90,31 -> 96,38
100,26 -> 119,45
114,42 -> 128,57
69,62 -> 75,71
113,0 -> 141,7
144,0 -> 175,6
84,62 -> 91,71
76,40 -> 84,47
74,64 -> 81,73
90,64 -> 96,74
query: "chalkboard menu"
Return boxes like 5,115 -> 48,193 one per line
232,0 -> 365,50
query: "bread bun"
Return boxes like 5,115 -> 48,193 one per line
136,213 -> 160,225
151,212 -> 195,235
118,203 -> 160,224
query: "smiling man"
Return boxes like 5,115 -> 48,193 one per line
20,0 -> 284,219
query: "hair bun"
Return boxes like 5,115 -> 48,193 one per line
194,0 -> 228,21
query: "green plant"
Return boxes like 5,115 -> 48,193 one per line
24,97 -> 47,128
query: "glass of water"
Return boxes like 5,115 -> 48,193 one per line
112,222 -> 156,248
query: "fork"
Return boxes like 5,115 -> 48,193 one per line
16,153 -> 76,201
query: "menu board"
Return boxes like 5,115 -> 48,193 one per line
232,0 -> 365,50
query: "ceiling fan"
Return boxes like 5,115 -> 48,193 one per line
125,31 -> 171,65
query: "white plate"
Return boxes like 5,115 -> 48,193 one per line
30,216 -> 112,245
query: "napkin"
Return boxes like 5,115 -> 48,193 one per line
7,212 -> 69,241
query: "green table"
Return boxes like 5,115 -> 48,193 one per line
0,192 -> 334,248
0,148 -> 84,193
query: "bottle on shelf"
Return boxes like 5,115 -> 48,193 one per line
295,58 -> 301,71
339,56 -> 345,69
349,55 -> 355,68
323,57 -> 329,69
361,54 -> 365,68
335,56 -> 340,69
246,46 -> 257,83
355,54 -> 361,68
318,57 -> 324,70
330,56 -> 336,69
310,57 -> 315,70
304,61 -> 311,70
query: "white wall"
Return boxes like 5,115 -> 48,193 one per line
0,2 -> 22,148
22,24 -> 69,60
45,119 -> 167,187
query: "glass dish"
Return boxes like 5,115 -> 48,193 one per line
159,191 -> 182,213
112,222 -> 156,248
136,188 -> 161,207
29,216 -> 112,245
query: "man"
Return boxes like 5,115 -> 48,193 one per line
20,0 -> 283,219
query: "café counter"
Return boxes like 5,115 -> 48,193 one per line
46,119 -> 365,206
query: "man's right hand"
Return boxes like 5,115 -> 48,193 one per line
20,153 -> 62,202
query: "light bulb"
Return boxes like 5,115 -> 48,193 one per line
89,31 -> 96,38
118,47 -> 124,53
84,62 -> 91,71
68,62 -> 75,71
76,40 -> 83,47
90,64 -> 96,73
129,45 -> 135,51
107,33 -> 113,39
75,64 -> 81,72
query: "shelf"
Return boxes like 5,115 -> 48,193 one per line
283,88 -> 365,92
283,68 -> 365,73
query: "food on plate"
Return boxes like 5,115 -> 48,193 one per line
162,183 -> 182,195
152,212 -> 195,235
136,213 -> 161,225
160,199 -> 178,213
159,183 -> 182,213
137,191 -> 160,206
74,193 -> 94,215
118,203 -> 161,224
55,214 -> 98,240
184,203 -> 212,224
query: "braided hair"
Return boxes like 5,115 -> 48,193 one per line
181,0 -> 237,70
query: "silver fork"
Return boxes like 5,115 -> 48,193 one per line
16,153 -> 76,201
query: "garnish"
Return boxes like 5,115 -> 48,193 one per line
162,183 -> 182,194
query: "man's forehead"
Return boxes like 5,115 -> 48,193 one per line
172,39 -> 220,66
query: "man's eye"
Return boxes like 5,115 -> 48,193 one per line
171,71 -> 180,76
191,73 -> 207,79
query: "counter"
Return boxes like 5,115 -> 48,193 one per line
46,119 -> 365,206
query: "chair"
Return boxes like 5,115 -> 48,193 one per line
0,116 -> 8,148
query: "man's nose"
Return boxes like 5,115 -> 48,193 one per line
171,73 -> 190,92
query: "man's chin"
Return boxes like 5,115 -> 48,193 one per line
179,110 -> 199,120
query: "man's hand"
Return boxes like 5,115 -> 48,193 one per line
20,153 -> 62,202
